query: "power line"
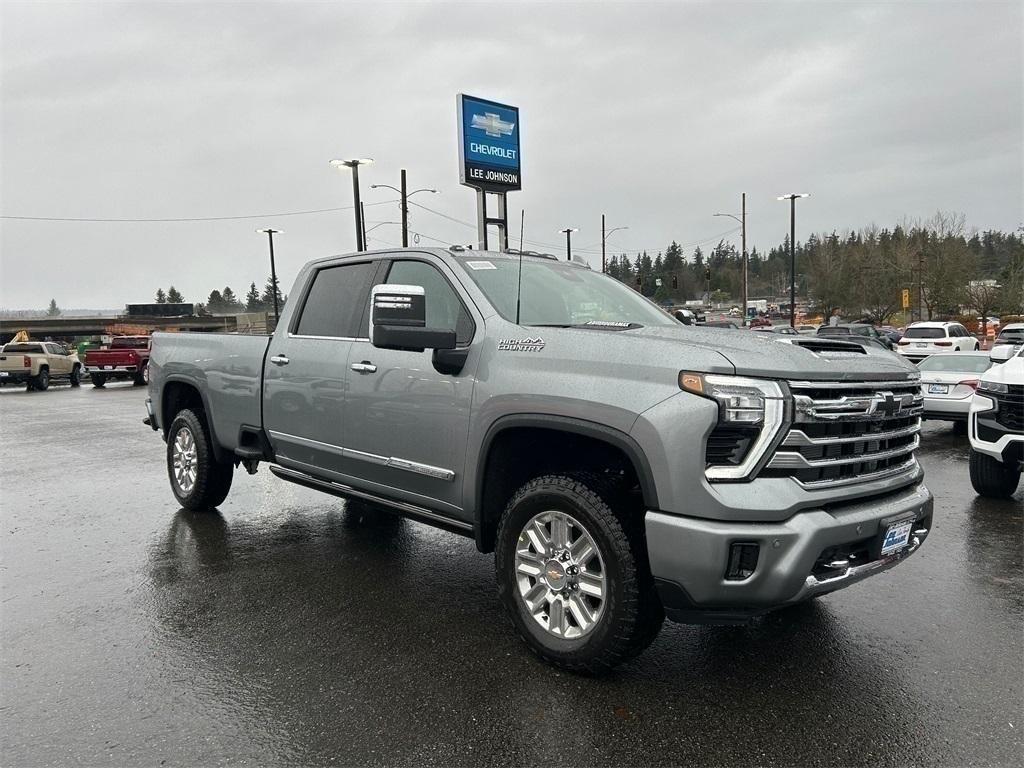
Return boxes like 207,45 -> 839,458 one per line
0,199 -> 399,223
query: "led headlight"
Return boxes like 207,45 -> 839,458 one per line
978,379 -> 1008,394
679,372 -> 788,481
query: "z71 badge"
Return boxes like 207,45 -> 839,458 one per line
497,337 -> 545,352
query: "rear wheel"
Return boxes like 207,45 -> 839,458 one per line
495,474 -> 663,673
90,372 -> 106,388
70,365 -> 81,387
32,367 -> 49,391
969,448 -> 1020,499
166,408 -> 234,511
134,362 -> 148,386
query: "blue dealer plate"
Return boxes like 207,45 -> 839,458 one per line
928,383 -> 949,394
881,520 -> 914,556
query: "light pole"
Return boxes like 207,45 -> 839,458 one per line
371,169 -> 437,247
330,158 -> 373,251
601,214 -> 628,273
776,193 -> 809,328
363,221 -> 401,247
255,228 -> 282,325
714,192 -> 747,324
560,228 -> 579,262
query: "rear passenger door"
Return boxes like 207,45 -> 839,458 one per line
263,259 -> 379,476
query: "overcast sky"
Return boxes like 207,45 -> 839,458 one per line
2,1 -> 1021,310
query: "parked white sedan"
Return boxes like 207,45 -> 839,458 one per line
917,351 -> 993,433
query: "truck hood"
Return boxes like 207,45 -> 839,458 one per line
602,325 -> 920,382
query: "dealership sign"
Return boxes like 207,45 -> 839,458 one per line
458,94 -> 521,191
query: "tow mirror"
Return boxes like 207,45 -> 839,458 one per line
989,344 -> 1015,363
370,284 -> 456,352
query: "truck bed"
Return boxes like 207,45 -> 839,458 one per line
149,332 -> 271,453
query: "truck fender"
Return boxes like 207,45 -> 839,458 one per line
160,375 -> 228,464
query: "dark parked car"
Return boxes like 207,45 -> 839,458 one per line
817,323 -> 895,349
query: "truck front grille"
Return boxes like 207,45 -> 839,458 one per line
991,385 -> 1024,432
763,380 -> 923,488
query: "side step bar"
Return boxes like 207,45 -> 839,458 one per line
268,465 -> 473,536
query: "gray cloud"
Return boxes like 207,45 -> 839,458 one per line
1,0 -> 1020,309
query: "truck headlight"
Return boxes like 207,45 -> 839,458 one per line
679,373 -> 788,481
978,379 -> 1008,394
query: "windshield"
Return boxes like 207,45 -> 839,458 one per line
904,327 -> 945,339
917,355 -> 992,373
460,257 -> 676,327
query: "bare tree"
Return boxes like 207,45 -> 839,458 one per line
964,280 -> 1003,337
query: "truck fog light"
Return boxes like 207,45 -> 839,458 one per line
725,542 -> 760,581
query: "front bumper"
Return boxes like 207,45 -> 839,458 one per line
645,482 -> 933,623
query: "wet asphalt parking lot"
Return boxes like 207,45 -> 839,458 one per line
1,381 -> 1021,767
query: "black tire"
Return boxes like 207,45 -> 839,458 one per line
133,362 -> 148,386
90,372 -> 106,388
495,474 -> 664,674
70,365 -> 81,387
166,408 -> 234,511
969,448 -> 1021,499
32,367 -> 49,391
952,420 -> 967,436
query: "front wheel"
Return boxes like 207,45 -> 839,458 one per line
70,365 -> 81,387
495,474 -> 663,673
969,448 -> 1020,499
166,408 -> 234,511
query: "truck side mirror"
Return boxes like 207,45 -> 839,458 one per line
370,284 -> 456,353
989,344 -> 1016,363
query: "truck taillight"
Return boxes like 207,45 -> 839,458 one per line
23,356 -> 30,368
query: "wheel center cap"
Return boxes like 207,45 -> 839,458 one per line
544,559 -> 568,590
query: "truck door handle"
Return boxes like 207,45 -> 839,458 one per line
270,354 -> 290,366
350,361 -> 377,374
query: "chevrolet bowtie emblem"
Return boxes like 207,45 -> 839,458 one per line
471,112 -> 515,138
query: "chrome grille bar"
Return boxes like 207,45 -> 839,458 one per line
767,435 -> 919,470
782,421 -> 921,447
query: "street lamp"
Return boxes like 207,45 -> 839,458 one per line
371,169 -> 437,247
714,192 -> 747,325
364,221 -> 401,247
255,228 -> 282,325
330,158 -> 373,251
601,214 -> 628,272
560,228 -> 579,262
776,193 -> 810,328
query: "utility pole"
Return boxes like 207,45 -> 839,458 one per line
741,192 -> 747,326
360,202 -> 368,250
255,228 -> 282,325
560,228 -> 578,261
918,251 -> 925,321
600,216 -> 628,274
777,193 -> 810,328
371,172 -> 436,249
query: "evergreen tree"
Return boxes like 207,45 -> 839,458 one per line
221,286 -> 242,311
206,289 -> 225,313
245,281 -> 262,312
166,286 -> 184,304
46,299 -> 61,316
155,288 -> 167,304
261,275 -> 284,312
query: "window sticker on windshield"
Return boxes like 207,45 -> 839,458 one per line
466,260 -> 496,270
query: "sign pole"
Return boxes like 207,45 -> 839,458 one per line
476,189 -> 488,250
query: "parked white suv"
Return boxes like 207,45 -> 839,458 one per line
968,344 -> 1023,498
897,321 -> 979,363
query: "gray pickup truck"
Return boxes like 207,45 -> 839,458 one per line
146,247 -> 933,671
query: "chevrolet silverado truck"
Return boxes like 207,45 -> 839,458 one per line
86,335 -> 151,387
0,341 -> 82,390
968,344 -> 1023,498
146,247 -> 933,672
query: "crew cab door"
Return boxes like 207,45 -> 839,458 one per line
263,259 -> 379,476
340,256 -> 480,518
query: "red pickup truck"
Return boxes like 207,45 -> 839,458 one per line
85,336 -> 151,387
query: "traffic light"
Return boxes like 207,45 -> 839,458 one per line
704,268 -> 711,281
635,274 -> 641,287
672,275 -> 678,289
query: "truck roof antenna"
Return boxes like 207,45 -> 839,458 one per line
515,209 -> 525,325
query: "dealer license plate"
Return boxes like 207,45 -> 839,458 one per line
880,520 -> 914,556
928,383 -> 949,394
0,371 -> 7,378
915,342 -> 927,348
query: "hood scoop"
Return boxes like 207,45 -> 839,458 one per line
782,337 -> 867,355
